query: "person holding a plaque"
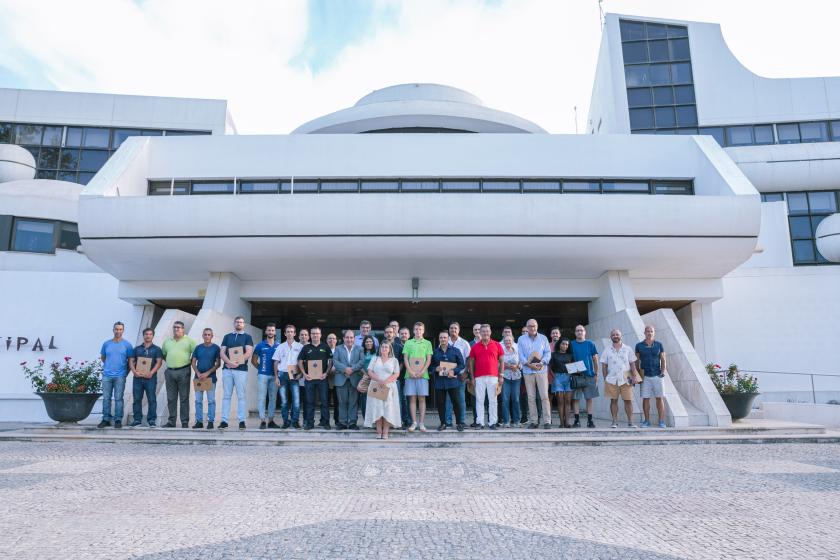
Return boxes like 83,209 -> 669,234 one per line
468,324 -> 504,430
252,323 -> 281,430
364,340 -> 402,439
161,321 -> 197,428
517,319 -> 552,429
499,334 -> 521,428
402,322 -> 433,433
191,328 -> 221,429
332,330 -> 365,430
272,324 -> 304,429
220,316 -> 254,430
549,338 -> 574,428
635,325 -> 668,428
430,331 -> 466,432
570,324 -> 600,428
129,328 -> 163,427
297,326 -> 332,430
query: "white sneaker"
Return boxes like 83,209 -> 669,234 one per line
418,423 -> 427,433
628,423 -> 638,428
611,422 -> 618,428
408,422 -> 417,433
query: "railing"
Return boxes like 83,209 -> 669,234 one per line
741,370 -> 840,404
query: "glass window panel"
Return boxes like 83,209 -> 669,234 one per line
807,191 -> 837,213
38,147 -> 59,169
674,85 -> 695,104
401,180 -> 439,192
24,146 -> 39,160
799,121 -> 828,143
65,127 -> 83,147
676,128 -> 698,135
624,65 -> 650,87
786,192 -> 808,214
653,181 -> 692,194
753,125 -> 774,144
622,42 -> 648,64
655,107 -> 676,127
626,88 -> 652,107
78,149 -> 109,172
289,181 -> 318,193
41,126 -> 63,147
699,127 -> 725,146
522,181 -> 560,192
441,181 -> 480,191
666,25 -> 688,38
620,20 -> 646,41
320,181 -> 358,192
777,123 -> 800,144
811,214 -> 827,236
789,216 -> 812,239
0,123 -> 11,143
792,240 -> 815,262
191,182 -> 234,194
77,173 -> 94,185
238,181 -> 279,194
360,181 -> 399,192
670,38 -> 690,60
82,128 -> 110,148
602,181 -> 650,193
646,23 -> 667,39
727,125 -> 754,146
14,124 -> 43,145
36,170 -> 57,180
629,108 -> 655,129
830,121 -> 840,140
670,63 -> 693,83
59,148 -> 80,170
648,40 -> 669,62
58,223 -> 80,250
563,181 -> 600,193
761,193 -> 784,202
13,219 -> 55,253
652,86 -> 674,104
148,181 -> 172,195
57,171 -> 77,182
482,181 -> 520,192
141,130 -> 163,136
674,105 -> 697,126
112,129 -> 142,149
171,181 -> 189,195
649,64 -> 671,85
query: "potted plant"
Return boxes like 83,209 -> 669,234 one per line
22,357 -> 103,424
706,363 -> 760,421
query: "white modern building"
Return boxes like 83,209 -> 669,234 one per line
1,14 -> 838,424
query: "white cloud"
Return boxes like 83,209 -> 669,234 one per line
0,0 -> 838,134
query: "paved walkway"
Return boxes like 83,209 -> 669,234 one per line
1,440 -> 839,559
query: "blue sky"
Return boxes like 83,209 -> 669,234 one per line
0,0 -> 838,134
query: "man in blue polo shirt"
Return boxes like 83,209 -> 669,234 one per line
192,328 -> 221,429
98,321 -> 134,429
252,323 -> 281,429
220,316 -> 254,430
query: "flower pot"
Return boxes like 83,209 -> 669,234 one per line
36,392 -> 102,424
720,392 -> 760,421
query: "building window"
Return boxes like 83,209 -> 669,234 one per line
320,181 -> 359,193
239,181 -> 279,194
191,181 -> 234,194
11,218 -> 55,254
768,190 -> 839,265
58,222 -> 80,250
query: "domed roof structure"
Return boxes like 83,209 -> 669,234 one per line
293,83 -> 545,134
0,144 -> 36,183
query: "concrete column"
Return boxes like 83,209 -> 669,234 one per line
588,270 -> 638,323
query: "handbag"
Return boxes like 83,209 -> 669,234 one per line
569,374 -> 590,391
357,373 -> 371,393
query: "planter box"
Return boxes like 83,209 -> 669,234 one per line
720,392 -> 759,421
36,392 -> 102,424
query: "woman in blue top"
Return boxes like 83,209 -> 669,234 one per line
359,335 -> 377,419
549,338 -> 574,428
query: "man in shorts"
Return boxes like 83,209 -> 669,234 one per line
600,329 -> 639,428
635,325 -> 668,428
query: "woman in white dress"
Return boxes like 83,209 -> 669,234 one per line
364,341 -> 402,439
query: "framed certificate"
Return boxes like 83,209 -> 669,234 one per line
194,377 -> 213,392
438,361 -> 457,376
135,356 -> 152,378
368,381 -> 390,401
307,360 -> 324,380
228,346 -> 244,366
410,357 -> 424,376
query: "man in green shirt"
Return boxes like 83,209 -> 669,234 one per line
161,321 -> 197,428
402,321 -> 433,433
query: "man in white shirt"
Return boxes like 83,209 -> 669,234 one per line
272,324 -> 303,429
600,329 -> 640,428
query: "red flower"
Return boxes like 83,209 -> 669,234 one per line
64,356 -> 71,362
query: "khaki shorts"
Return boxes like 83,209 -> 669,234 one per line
605,382 -> 633,401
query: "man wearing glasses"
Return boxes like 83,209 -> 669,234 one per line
161,321 -> 197,428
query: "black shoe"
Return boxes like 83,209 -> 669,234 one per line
319,423 -> 331,430
572,419 -> 580,428
130,421 -> 141,427
475,424 -> 485,430
292,422 -> 301,429
114,421 -> 122,429
336,425 -> 346,431
488,424 -> 498,430
457,424 -> 464,432
148,423 -> 156,428
206,422 -> 214,430
587,418 -> 596,428
97,420 -> 110,429
181,422 -> 188,428
268,421 -> 280,429
193,422 -> 203,429
470,422 -> 478,428
219,421 -> 229,429
349,425 -> 359,431
543,423 -> 551,430
239,421 -> 246,430
282,421 -> 291,429
259,421 -> 267,430
437,424 -> 447,432
304,424 -> 313,431
527,423 -> 539,429
164,422 -> 176,428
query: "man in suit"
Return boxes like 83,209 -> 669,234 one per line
332,329 -> 365,430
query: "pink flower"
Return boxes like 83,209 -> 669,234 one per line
20,361 -> 27,366
38,358 -> 44,363
64,356 -> 71,362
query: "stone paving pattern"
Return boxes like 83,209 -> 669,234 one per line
0,441 -> 838,559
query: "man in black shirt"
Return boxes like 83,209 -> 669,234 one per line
297,326 -> 332,430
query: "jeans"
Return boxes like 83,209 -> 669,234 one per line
436,387 -> 463,426
524,372 -> 551,425
222,368 -> 248,422
132,375 -> 157,425
444,382 -> 467,426
398,378 -> 410,426
165,366 -> 190,424
335,381 -> 359,427
474,376 -> 498,426
304,378 -> 329,427
101,375 -> 126,423
195,383 -> 216,422
277,372 -> 300,424
500,378 -> 522,425
257,374 -> 277,421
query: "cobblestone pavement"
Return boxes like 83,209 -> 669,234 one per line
1,441 -> 838,559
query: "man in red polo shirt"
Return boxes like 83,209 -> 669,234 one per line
468,324 -> 504,430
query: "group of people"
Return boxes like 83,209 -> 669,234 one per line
98,317 -> 669,436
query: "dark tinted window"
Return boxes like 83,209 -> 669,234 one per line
58,222 -> 80,250
629,108 -> 655,129
754,125 -> 774,144
627,88 -> 653,107
622,42 -> 648,64
800,121 -> 828,143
